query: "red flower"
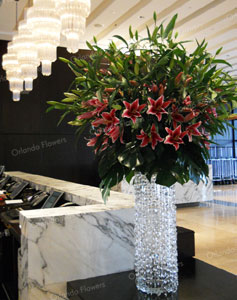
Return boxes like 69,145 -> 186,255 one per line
107,126 -> 124,144
78,111 -> 96,120
171,104 -> 184,128
201,128 -> 210,149
137,124 -> 163,150
122,99 -> 146,124
164,125 -> 187,151
89,98 -> 108,115
186,121 -> 202,142
147,95 -> 171,121
87,132 -> 106,153
183,95 -> 191,106
206,107 -> 217,118
184,111 -> 196,122
79,98 -> 108,120
92,109 -> 119,132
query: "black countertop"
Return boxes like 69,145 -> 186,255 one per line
68,258 -> 237,300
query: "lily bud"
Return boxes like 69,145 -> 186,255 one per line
152,83 -> 159,93
159,84 -> 164,96
104,88 -> 116,93
184,76 -> 193,87
129,80 -> 139,86
175,72 -> 183,85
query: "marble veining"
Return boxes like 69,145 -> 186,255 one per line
7,170 -> 213,300
121,165 -> 213,204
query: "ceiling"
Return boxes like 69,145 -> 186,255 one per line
0,0 -> 236,76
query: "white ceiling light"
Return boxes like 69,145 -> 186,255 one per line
56,0 -> 91,53
1,0 -> 91,101
27,0 -> 61,76
2,42 -> 24,101
12,20 -> 40,91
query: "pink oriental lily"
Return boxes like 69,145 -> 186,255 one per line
79,99 -> 108,120
164,125 -> 187,151
87,132 -> 108,153
78,111 -> 96,120
171,104 -> 184,128
183,95 -> 191,106
185,121 -> 202,142
122,99 -> 146,124
136,124 -> 163,150
92,109 -> 119,132
147,95 -> 171,121
107,126 -> 124,144
87,132 -> 101,147
82,98 -> 108,114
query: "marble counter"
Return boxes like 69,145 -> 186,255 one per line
120,165 -> 213,205
6,172 -> 135,300
5,170 -> 212,300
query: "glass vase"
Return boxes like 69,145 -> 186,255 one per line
133,173 -> 178,296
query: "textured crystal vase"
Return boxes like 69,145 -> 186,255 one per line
133,173 -> 178,296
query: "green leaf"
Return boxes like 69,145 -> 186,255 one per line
113,35 -> 128,47
68,63 -> 82,76
46,106 -> 55,113
64,92 -> 78,99
61,98 -> 76,103
215,47 -> 223,56
57,111 -> 70,126
112,104 -> 122,110
156,170 -> 177,187
93,36 -> 97,44
86,41 -> 94,51
109,89 -> 118,107
75,76 -> 87,84
212,59 -> 232,67
153,12 -> 157,23
134,62 -> 139,75
146,26 -> 151,39
135,30 -> 139,41
59,57 -> 71,64
163,14 -> 177,39
126,170 -> 134,184
100,178 -> 112,204
73,58 -> 84,67
129,25 -> 134,39
152,26 -> 159,41
157,54 -> 170,66
47,102 -> 68,110
96,89 -> 103,102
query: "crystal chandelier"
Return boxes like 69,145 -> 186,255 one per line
2,42 -> 24,101
2,0 -> 91,101
26,0 -> 61,76
56,0 -> 91,53
12,20 -> 40,91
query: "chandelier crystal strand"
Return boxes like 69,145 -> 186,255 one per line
56,0 -> 91,53
6,68 -> 24,102
26,0 -> 61,76
13,20 -> 40,91
2,42 -> 24,101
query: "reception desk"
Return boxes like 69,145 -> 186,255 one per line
3,171 -> 212,300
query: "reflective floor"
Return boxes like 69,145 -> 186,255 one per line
177,184 -> 237,275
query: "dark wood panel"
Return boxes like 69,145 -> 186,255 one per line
0,41 -> 100,186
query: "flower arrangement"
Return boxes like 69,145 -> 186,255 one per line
48,13 -> 237,202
